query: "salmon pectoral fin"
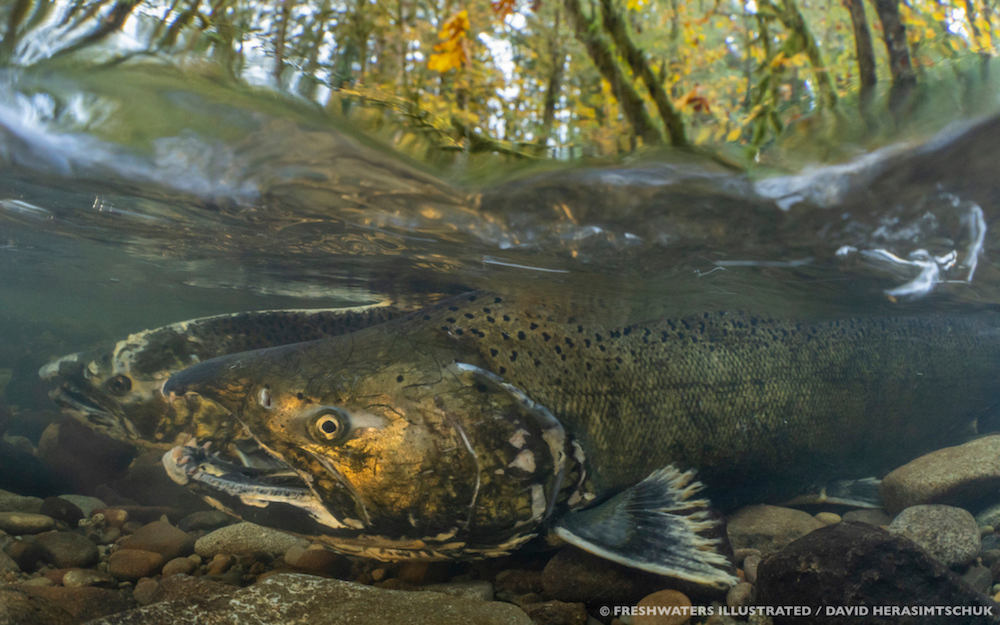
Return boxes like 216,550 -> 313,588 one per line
553,466 -> 738,588
780,477 -> 882,508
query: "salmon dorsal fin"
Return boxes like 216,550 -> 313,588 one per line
553,466 -> 738,588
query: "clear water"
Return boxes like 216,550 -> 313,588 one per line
1,60 -> 999,475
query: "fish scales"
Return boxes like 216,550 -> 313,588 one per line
412,295 -> 1000,503
160,291 -> 1000,584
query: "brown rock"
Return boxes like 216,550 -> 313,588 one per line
840,509 -> 890,526
521,600 -> 588,625
132,578 -> 159,606
150,574 -> 240,603
0,586 -> 75,625
108,549 -> 166,582
814,512 -> 841,526
86,574 -> 533,625
0,512 -> 55,534
119,520 -> 195,561
756,522 -> 999,624
496,569 -> 545,595
285,546 -> 351,578
206,553 -> 233,576
727,505 -> 824,554
880,435 -> 1000,515
93,508 -> 129,529
39,498 -> 83,528
727,582 -> 755,609
5,537 -> 46,570
62,569 -> 115,588
743,554 -> 762,585
19,585 -> 136,621
635,589 -> 692,625
35,420 -> 134,494
161,557 -> 197,577
541,547 -> 678,606
35,531 -> 99,569
397,561 -> 450,584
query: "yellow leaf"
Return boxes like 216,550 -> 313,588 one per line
726,127 -> 742,142
932,11 -> 946,21
627,0 -> 645,9
925,28 -> 935,39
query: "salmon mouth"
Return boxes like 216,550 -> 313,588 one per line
162,437 -> 364,533
49,383 -> 134,434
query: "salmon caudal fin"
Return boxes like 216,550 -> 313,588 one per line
553,466 -> 738,588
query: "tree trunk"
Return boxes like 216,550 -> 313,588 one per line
538,9 -> 565,149
760,0 -> 838,109
299,0 -> 331,100
562,0 -> 663,146
272,0 -> 295,86
597,0 -> 687,146
870,0 -> 916,117
964,0 -> 991,80
842,0 -> 876,117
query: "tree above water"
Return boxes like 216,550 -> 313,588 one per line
1,0 -> 997,168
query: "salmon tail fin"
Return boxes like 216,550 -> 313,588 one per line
553,466 -> 738,588
781,477 -> 882,508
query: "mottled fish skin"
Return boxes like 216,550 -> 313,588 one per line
162,291 -> 1000,563
39,304 -> 414,450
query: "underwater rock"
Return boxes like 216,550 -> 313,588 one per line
840,509 -> 890,526
38,498 -> 83,528
91,508 -> 128,529
62,569 -> 115,588
150,574 -> 239,603
0,550 -> 19,575
634,589 -> 693,625
36,421 -> 135,494
0,489 -> 42,514
4,537 -> 46,571
61,495 -> 107,518
131,578 -> 159,606
194,522 -> 309,558
742,554 -> 762,585
726,582 -> 755,610
205,553 -> 234,576
0,439 -> 64,498
964,565 -> 994,594
87,573 -> 534,624
34,531 -> 99,569
108,549 -> 166,582
0,512 -> 55,535
283,545 -> 351,578
756,522 -> 999,624
176,510 -> 235,533
161,557 -> 198,577
976,504 -> 1000,529
814,512 -> 841,526
421,580 -> 495,602
880,435 -> 1000,515
520,599 -> 588,625
107,452 -> 209,516
0,586 -> 75,625
887,505 -> 981,567
18,585 -> 136,621
495,568 -> 545,596
726,504 -> 824,554
540,546 -> 674,606
119,520 -> 195,561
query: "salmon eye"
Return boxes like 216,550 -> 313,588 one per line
106,375 -> 132,396
311,408 -> 350,444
